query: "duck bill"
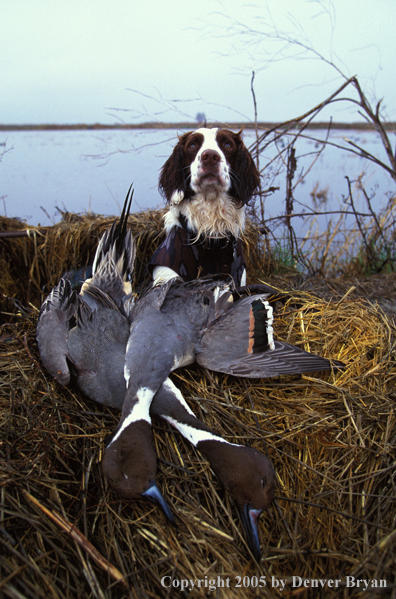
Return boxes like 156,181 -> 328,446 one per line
239,504 -> 262,562
141,481 -> 176,526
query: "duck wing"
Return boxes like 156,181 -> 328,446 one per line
197,295 -> 343,377
36,278 -> 80,385
67,286 -> 130,409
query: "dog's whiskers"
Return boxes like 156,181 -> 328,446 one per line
229,168 -> 242,186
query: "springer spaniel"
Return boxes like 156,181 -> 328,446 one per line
149,127 -> 260,287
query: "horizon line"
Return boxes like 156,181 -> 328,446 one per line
1,120 -> 396,132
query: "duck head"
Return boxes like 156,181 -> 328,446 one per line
102,419 -> 175,525
199,441 -> 276,561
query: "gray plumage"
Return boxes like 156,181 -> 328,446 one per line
37,186 -> 135,408
121,276 -> 342,405
37,279 -> 130,408
197,293 -> 339,377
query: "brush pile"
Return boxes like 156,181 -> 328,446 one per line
1,210 -> 395,598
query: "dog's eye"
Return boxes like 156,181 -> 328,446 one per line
221,140 -> 233,151
188,142 -> 197,150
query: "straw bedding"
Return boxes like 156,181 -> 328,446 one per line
1,211 -> 395,598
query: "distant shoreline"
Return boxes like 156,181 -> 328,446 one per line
1,121 -> 395,132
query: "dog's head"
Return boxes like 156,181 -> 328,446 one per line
159,128 -> 260,208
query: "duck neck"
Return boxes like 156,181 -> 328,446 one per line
109,387 -> 154,448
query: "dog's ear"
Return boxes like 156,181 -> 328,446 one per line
159,137 -> 189,203
232,138 -> 261,206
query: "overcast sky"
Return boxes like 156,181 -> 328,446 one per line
2,0 -> 396,125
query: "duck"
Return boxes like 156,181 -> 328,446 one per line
36,188 -> 135,408
37,186 -> 343,560
37,187 -> 174,524
106,264 -> 342,558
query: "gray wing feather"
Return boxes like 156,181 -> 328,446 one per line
197,340 -> 339,378
36,279 -> 79,385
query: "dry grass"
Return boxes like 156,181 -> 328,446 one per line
0,212 -> 272,321
0,209 -> 167,317
286,195 -> 396,278
1,210 -> 396,598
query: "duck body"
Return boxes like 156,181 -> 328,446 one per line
122,275 -> 341,385
37,279 -> 129,409
102,279 -> 215,493
126,277 -> 232,380
115,276 -> 234,440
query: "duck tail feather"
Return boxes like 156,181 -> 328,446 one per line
92,185 -> 136,282
197,295 -> 344,377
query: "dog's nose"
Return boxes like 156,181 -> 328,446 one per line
201,149 -> 221,165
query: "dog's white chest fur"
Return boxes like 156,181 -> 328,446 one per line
165,194 -> 246,239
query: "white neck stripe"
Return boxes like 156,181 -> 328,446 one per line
107,387 -> 153,447
165,417 -> 232,447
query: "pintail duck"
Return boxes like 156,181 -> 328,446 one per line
107,261 -> 341,558
37,188 -> 173,523
37,187 -> 343,560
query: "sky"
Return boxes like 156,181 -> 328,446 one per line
2,0 -> 396,125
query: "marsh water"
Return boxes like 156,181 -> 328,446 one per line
1,127 -> 394,237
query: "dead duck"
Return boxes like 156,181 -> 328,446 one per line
37,187 -> 343,559
37,187 -> 135,408
101,267 -> 341,559
37,187 -> 174,523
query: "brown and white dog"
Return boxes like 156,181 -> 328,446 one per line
149,127 -> 260,287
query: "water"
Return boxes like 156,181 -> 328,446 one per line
1,127 -> 394,231
259,128 -> 395,239
0,129 -> 176,226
